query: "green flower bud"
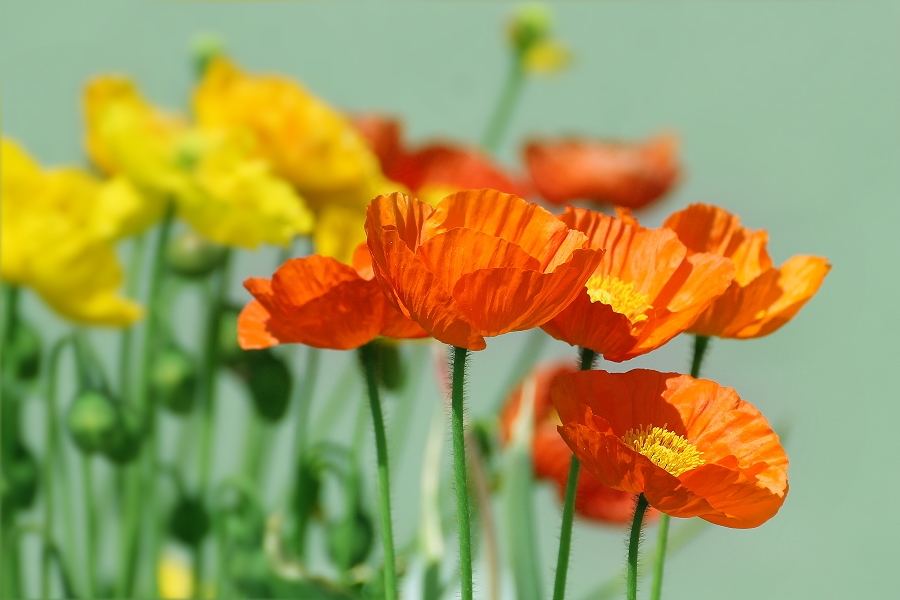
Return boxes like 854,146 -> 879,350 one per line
9,320 -> 41,381
1,443 -> 38,511
151,347 -> 198,415
247,351 -> 292,422
169,496 -> 210,547
102,403 -> 143,465
327,507 -> 374,571
165,230 -> 228,278
67,391 -> 118,455
508,3 -> 553,55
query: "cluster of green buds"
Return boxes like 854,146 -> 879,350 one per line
67,389 -> 143,464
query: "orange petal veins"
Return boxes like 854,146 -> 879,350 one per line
524,133 -> 680,208
551,369 -> 788,528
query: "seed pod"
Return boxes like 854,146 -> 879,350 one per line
151,347 -> 198,415
247,351 -> 292,422
165,230 -> 228,278
169,496 -> 210,547
67,390 -> 118,455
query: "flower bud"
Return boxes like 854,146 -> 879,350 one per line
247,351 -> 292,422
102,403 -> 144,465
508,3 -> 553,55
169,496 -> 210,547
1,443 -> 38,511
374,340 -> 406,392
151,347 -> 198,415
327,506 -> 374,570
67,390 -> 118,455
165,230 -> 228,279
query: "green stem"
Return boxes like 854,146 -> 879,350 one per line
292,347 -> 320,462
119,235 -> 146,398
240,414 -> 267,482
42,336 -> 73,599
450,345 -> 474,600
359,342 -> 399,600
82,457 -> 98,599
482,57 -> 526,155
0,285 -> 21,600
194,248 -> 233,592
690,335 -> 710,378
649,515 -> 670,600
551,347 -> 596,600
627,494 -> 650,600
122,206 -> 174,597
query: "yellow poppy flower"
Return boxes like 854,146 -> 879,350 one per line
84,76 -> 314,249
1,138 -> 144,326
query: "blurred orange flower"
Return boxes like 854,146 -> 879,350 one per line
352,113 -> 531,206
541,208 -> 734,361
524,133 -> 680,209
552,369 -> 789,528
238,245 -> 426,351
365,190 -> 603,351
664,204 -> 830,338
500,362 -> 656,524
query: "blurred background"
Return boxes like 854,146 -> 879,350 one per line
2,1 -> 899,598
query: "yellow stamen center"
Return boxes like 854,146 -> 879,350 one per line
585,275 -> 652,324
622,424 -> 704,477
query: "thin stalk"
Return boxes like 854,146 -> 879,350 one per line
291,347 -> 320,463
81,457 -> 98,599
240,414 -> 267,482
450,345 -> 473,600
121,206 -> 174,597
627,494 -> 650,600
649,515 -> 670,600
42,335 -> 73,598
551,347 -> 596,600
482,57 -> 526,154
358,343 -> 398,599
194,248 -> 233,592
1,285 -> 21,600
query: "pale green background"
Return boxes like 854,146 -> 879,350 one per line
2,1 -> 899,599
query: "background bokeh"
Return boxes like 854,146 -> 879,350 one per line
3,1 -> 899,598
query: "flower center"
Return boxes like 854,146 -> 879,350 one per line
622,424 -> 704,477
585,275 -> 652,324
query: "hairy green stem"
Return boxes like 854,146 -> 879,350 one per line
627,494 -> 650,600
551,347 -> 596,600
359,343 -> 398,599
450,345 -> 474,600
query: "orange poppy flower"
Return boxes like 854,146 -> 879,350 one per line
524,133 -> 680,209
238,244 -> 426,351
552,369 -> 788,528
500,362 -> 657,524
352,114 -> 531,206
663,204 -> 830,339
541,208 -> 734,361
364,189 -> 604,351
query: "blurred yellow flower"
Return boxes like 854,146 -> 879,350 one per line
1,138 -> 144,326
157,553 -> 193,599
85,76 -> 314,249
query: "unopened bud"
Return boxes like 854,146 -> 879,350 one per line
166,230 -> 228,279
151,347 -> 198,415
247,351 -> 292,422
67,390 -> 118,455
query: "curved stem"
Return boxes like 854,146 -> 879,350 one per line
649,514 -> 670,600
482,57 -> 526,154
551,347 -> 596,600
42,335 -> 73,599
81,457 -> 98,599
359,343 -> 398,599
627,494 -> 650,600
450,345 -> 474,600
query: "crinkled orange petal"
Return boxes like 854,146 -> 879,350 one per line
237,298 -> 281,350
663,203 -> 773,285
424,189 -> 584,270
450,247 -> 602,336
541,292 -> 637,359
552,370 -> 788,527
525,134 -> 680,208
